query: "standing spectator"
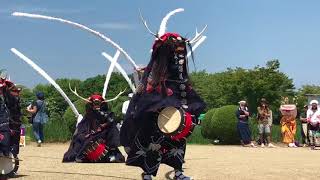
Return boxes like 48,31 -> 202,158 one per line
236,101 -> 256,147
27,92 -> 48,147
257,98 -> 276,148
306,100 -> 320,150
300,105 -> 309,146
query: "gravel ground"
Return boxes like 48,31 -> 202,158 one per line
10,143 -> 320,180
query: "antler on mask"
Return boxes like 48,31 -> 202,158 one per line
139,10 -> 158,38
105,88 -> 127,103
187,25 -> 208,44
68,83 -> 90,103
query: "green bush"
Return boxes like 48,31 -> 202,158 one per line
63,99 -> 86,134
201,108 -> 217,138
201,105 -> 239,144
187,126 -> 212,144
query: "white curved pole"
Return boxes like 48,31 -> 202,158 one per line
102,50 -> 120,99
187,36 -> 207,58
12,12 -> 139,69
158,8 -> 184,37
102,52 -> 136,93
10,48 -> 83,125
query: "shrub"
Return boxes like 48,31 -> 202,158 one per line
201,105 -> 239,144
201,108 -> 217,138
63,99 -> 86,134
188,126 -> 212,144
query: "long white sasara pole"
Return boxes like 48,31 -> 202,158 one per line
158,8 -> 184,37
102,50 -> 121,99
102,52 -> 136,93
10,48 -> 84,125
12,12 -> 139,69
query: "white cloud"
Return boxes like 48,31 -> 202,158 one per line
94,22 -> 135,30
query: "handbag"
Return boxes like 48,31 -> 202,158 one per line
28,101 -> 45,124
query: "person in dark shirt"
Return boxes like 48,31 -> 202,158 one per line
300,105 -> 309,146
27,92 -> 48,147
236,101 -> 256,147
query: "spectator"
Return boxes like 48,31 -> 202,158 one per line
306,100 -> 320,150
27,92 -> 48,147
257,98 -> 276,148
236,101 -> 256,147
300,105 -> 309,146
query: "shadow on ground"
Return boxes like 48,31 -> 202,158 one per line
29,170 -> 135,180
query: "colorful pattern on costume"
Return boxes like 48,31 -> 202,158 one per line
0,77 -> 22,175
120,32 -> 206,176
280,104 -> 297,144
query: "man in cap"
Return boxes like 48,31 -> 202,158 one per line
236,101 -> 256,147
306,100 -> 320,149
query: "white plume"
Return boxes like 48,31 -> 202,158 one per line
158,8 -> 184,36
12,12 -> 139,69
10,48 -> 83,125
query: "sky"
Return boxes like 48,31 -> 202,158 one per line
1,0 -> 320,88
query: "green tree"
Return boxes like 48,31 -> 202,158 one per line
191,60 -> 295,121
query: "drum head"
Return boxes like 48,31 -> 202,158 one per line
158,107 -> 182,134
0,153 -> 15,175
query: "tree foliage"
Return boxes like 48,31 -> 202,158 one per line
191,60 -> 295,117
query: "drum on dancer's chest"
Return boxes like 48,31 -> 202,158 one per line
157,106 -> 195,141
81,138 -> 109,162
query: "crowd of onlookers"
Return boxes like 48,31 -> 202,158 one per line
236,98 -> 320,149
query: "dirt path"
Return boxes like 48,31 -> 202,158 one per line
12,143 -> 320,180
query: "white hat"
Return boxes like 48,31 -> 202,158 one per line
128,93 -> 133,98
238,100 -> 246,105
310,100 -> 319,105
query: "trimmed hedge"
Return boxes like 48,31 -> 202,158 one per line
201,105 -> 239,144
201,105 -> 303,145
201,108 -> 217,138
